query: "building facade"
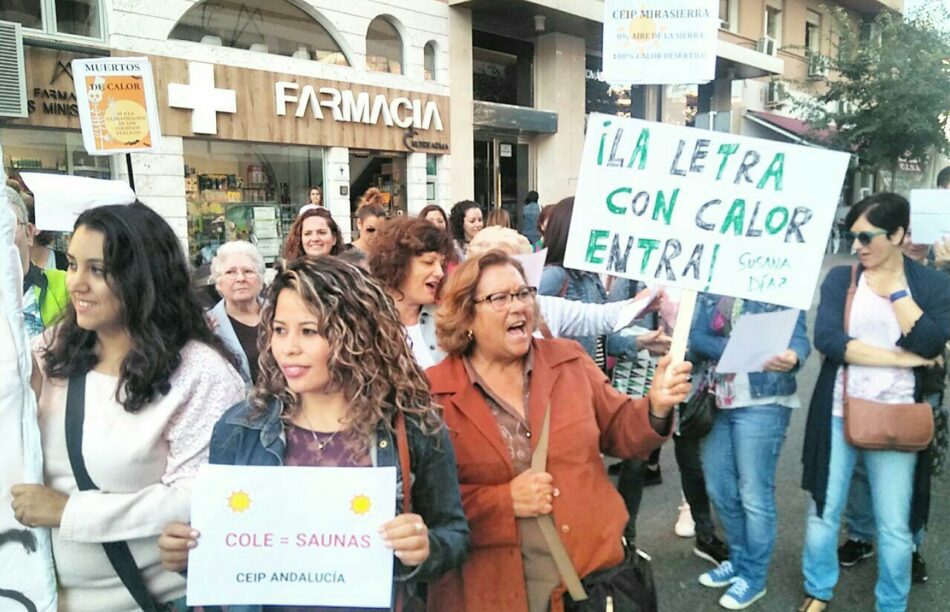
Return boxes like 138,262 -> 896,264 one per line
1,0 -> 453,264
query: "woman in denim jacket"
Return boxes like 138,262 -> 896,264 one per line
689,294 -> 810,610
157,257 -> 469,611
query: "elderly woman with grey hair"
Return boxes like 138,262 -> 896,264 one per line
209,241 -> 265,385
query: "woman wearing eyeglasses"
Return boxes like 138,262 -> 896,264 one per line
799,193 -> 950,612
426,250 -> 692,612
208,241 -> 266,385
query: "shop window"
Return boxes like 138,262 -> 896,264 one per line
366,17 -> 403,75
2,127 -> 112,181
424,41 -> 437,81
1,0 -> 103,39
169,0 -> 349,66
473,31 -> 532,107
426,154 -> 437,202
183,140 -> 325,265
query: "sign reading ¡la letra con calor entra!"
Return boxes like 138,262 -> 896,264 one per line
275,83 -> 444,132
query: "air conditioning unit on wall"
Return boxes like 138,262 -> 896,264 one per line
757,36 -> 778,56
807,53 -> 828,79
765,81 -> 787,107
0,20 -> 27,118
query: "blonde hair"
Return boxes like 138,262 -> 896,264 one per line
436,250 -> 538,357
468,226 -> 532,257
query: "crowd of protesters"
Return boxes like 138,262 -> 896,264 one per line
4,166 -> 950,612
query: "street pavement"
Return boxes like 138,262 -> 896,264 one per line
628,253 -> 949,611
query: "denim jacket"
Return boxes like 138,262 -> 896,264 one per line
689,294 -> 811,399
539,265 -> 639,359
207,398 -> 470,612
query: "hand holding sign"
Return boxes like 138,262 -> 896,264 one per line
379,513 -> 430,566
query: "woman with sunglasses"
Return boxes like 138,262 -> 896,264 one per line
799,193 -> 950,612
426,250 -> 692,611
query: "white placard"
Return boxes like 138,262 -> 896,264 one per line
72,57 -> 163,155
613,285 -> 661,332
513,248 -> 547,289
564,114 -> 850,311
187,465 -> 397,608
21,173 -> 136,232
910,189 -> 950,245
602,0 -> 719,85
715,309 -> 799,374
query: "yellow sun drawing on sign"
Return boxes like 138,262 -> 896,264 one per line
350,494 -> 372,516
618,4 -> 668,50
228,490 -> 252,513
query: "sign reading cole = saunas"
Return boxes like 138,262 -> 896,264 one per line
187,465 -> 396,607
564,114 -> 851,311
72,57 -> 162,155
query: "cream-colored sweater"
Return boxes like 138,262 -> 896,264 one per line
34,338 -> 246,612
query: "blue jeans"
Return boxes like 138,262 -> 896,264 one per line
843,394 -> 940,549
803,417 -> 917,612
701,404 -> 791,593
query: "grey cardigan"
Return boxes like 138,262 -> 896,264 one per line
209,299 -> 254,385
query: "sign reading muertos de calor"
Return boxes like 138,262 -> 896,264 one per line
187,465 -> 396,607
603,0 -> 719,84
564,114 -> 851,311
72,57 -> 162,155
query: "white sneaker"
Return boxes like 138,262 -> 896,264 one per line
675,502 -> 695,538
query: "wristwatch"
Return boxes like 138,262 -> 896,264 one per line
889,289 -> 909,303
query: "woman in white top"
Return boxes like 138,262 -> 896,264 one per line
369,216 -> 454,368
11,202 -> 245,611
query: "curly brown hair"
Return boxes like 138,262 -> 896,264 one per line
369,217 -> 453,296
282,208 -> 344,260
251,256 -> 442,450
436,250 -> 537,357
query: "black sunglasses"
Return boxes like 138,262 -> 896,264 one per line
843,229 -> 888,246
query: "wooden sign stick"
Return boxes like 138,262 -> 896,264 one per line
666,288 -> 697,380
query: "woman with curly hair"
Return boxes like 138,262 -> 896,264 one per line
281,207 -> 344,261
449,200 -> 483,260
12,203 -> 245,611
157,256 -> 469,610
370,217 -> 454,367
350,188 -> 388,254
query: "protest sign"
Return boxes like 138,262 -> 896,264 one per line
187,464 -> 397,608
602,0 -> 719,85
72,57 -> 162,155
564,114 -> 850,312
910,189 -> 950,245
0,201 -> 57,612
21,173 -> 136,232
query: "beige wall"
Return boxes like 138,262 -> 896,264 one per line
448,6 -> 475,202
534,32 -> 587,204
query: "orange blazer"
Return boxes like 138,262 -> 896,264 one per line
426,338 -> 670,612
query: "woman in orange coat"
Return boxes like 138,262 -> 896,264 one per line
426,250 -> 692,612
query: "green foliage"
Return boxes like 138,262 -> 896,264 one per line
800,4 -> 950,174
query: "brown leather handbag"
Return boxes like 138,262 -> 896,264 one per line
842,265 -> 934,452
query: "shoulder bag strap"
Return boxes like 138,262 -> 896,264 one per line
394,411 -> 412,514
531,402 -> 588,602
842,265 -> 858,401
65,375 -> 160,612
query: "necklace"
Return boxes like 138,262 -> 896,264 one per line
299,411 -> 342,451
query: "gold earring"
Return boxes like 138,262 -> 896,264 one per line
467,329 -> 474,340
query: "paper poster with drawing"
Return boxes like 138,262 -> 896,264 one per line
564,114 -> 851,311
72,57 -> 163,155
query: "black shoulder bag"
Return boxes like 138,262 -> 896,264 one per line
64,375 -> 161,612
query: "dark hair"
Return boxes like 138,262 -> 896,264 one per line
357,188 -> 387,221
844,192 -> 909,238
282,208 -> 344,260
537,203 -> 556,237
42,202 -> 232,413
418,204 -> 448,227
525,190 -> 539,204
309,185 -> 322,193
938,166 -> 950,189
337,247 -> 368,268
542,197 -> 574,266
449,200 -> 481,244
369,217 -> 452,295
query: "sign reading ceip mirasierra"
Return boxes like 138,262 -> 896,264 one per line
564,114 -> 851,311
602,0 -> 719,84
72,57 -> 163,155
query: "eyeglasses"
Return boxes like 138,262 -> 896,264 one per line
843,229 -> 888,246
223,268 -> 257,279
474,287 -> 538,311
363,227 -> 377,233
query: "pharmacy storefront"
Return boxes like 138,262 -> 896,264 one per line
4,48 -> 450,265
